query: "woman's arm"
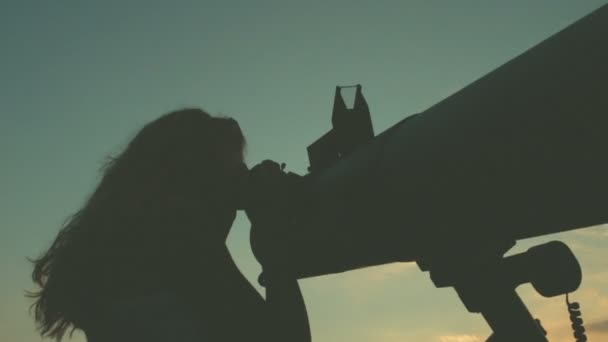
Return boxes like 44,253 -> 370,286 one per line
245,159 -> 311,341
264,276 -> 311,342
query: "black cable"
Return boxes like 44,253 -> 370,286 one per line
566,293 -> 588,342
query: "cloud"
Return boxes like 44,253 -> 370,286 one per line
304,261 -> 417,301
363,262 -> 417,281
373,329 -> 415,342
587,320 -> 608,332
573,224 -> 608,238
584,270 -> 608,286
438,334 -> 482,342
514,282 -> 608,342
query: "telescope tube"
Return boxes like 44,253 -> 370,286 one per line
267,5 -> 608,279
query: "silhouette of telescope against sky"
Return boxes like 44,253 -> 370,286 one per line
278,3 -> 608,279
250,4 -> 607,341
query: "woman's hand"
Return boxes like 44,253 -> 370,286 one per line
244,160 -> 311,342
244,160 -> 290,228
245,159 -> 302,277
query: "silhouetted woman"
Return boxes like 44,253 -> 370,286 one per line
28,108 -> 310,341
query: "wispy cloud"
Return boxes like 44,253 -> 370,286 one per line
373,329 -> 415,342
515,281 -> 608,342
573,224 -> 608,238
547,329 -> 608,342
364,262 -> 417,281
587,320 -> 608,332
438,334 -> 482,342
305,262 -> 417,301
584,270 -> 608,286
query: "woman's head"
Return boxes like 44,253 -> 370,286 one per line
106,108 -> 247,210
28,108 -> 248,340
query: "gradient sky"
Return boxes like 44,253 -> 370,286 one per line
1,1 -> 607,341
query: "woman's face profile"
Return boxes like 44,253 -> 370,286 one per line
207,152 -> 250,241
225,160 -> 250,210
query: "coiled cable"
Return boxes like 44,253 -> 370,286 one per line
566,293 -> 588,342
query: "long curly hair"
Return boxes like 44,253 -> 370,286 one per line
27,108 -> 247,341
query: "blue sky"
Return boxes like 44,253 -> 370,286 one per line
1,1 -> 607,341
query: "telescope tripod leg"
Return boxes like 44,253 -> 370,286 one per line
457,286 -> 548,342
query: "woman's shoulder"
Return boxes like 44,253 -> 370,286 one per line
83,292 -> 214,342
83,289 -> 271,342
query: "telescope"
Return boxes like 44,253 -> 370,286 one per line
250,4 -> 608,341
